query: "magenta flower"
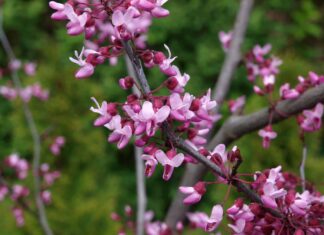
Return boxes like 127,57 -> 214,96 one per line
69,47 -> 98,79
280,83 -> 300,100
228,219 -> 246,234
0,86 -> 17,100
90,97 -> 113,126
261,166 -> 287,209
179,181 -> 206,205
49,1 -> 67,20
159,45 -> 177,76
151,0 -> 170,18
125,101 -> 170,137
11,185 -> 30,201
219,31 -> 232,52
105,115 -> 133,149
196,89 -> 217,121
12,207 -> 24,227
187,212 -> 209,229
169,93 -> 194,121
64,4 -> 88,36
0,186 -> 9,201
258,125 -> 277,149
261,182 -> 287,209
141,154 -> 158,177
253,44 -> 271,62
41,190 -> 52,205
228,96 -> 246,114
112,7 -> 140,39
205,204 -> 223,232
50,136 -> 65,156
155,149 -> 184,181
24,62 -> 37,76
289,191 -> 310,216
300,103 -> 323,132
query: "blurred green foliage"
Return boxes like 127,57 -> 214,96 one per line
0,0 -> 323,234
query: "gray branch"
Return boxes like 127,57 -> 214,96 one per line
0,10 -> 53,235
212,0 -> 254,106
125,55 -> 147,235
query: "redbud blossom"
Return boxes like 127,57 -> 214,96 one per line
179,182 -> 206,205
205,205 -> 223,232
155,150 -> 184,181
258,125 -> 277,149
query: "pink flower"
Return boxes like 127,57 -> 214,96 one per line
258,125 -> 277,149
261,182 -> 287,209
228,96 -> 246,114
290,191 -> 310,216
196,89 -> 217,121
142,154 -> 158,177
169,93 -> 194,121
11,185 -> 30,201
228,219 -> 246,234
69,47 -> 98,79
253,44 -> 271,62
0,186 -> 8,201
219,31 -> 232,52
90,97 -> 113,126
125,101 -> 170,137
105,115 -> 133,149
300,103 -> 323,132
50,136 -> 66,156
179,181 -> 206,205
0,86 -> 17,100
64,4 -> 88,36
155,149 -> 184,181
112,7 -> 140,39
41,190 -> 52,205
205,205 -> 223,232
159,45 -> 177,76
280,83 -> 300,100
49,1 -> 67,20
12,207 -> 24,227
187,212 -> 209,229
263,74 -> 275,93
24,62 -> 37,76
151,0 -> 170,18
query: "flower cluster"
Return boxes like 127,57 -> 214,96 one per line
0,153 -> 61,227
185,166 -> 324,234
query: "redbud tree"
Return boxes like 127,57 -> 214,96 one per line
2,0 -> 324,234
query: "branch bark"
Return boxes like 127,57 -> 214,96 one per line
166,0 -> 254,227
0,10 -> 53,235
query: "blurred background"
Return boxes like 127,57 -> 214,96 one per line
0,0 -> 323,234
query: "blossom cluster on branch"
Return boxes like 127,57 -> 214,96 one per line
49,0 -> 324,234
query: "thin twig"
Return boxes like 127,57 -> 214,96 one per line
300,144 -> 307,192
0,10 -> 53,235
125,55 -> 147,235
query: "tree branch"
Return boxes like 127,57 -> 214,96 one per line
212,0 -> 254,106
125,56 -> 147,235
0,10 -> 53,235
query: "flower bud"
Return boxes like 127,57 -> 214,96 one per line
165,77 -> 178,90
153,51 -> 166,64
